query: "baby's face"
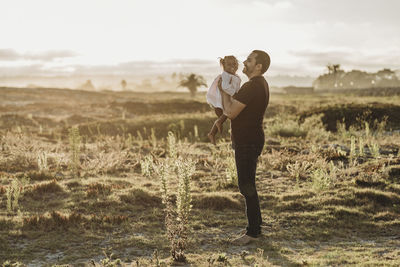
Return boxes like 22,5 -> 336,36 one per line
223,59 -> 238,74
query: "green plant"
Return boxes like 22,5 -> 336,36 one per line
225,150 -> 237,187
368,141 -> 380,159
2,260 -> 25,267
193,124 -> 199,141
125,133 -> 133,148
176,157 -> 195,221
364,121 -> 370,138
358,136 -> 365,157
350,136 -> 356,158
136,130 -> 143,144
167,131 -> 178,158
100,248 -> 122,266
155,154 -> 196,263
311,168 -> 331,191
37,150 -> 48,172
374,115 -> 388,136
286,161 -> 311,183
6,176 -> 29,214
254,248 -> 267,267
140,155 -> 154,177
68,126 -> 81,174
150,128 -> 157,148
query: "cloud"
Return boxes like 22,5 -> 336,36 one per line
0,49 -> 21,61
0,64 -> 46,76
0,57 -> 228,79
68,59 -> 219,76
0,49 -> 78,62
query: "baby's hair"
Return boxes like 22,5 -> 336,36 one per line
219,55 -> 238,69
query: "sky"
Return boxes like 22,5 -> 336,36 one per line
1,0 -> 400,78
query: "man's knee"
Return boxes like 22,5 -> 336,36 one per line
239,183 -> 257,197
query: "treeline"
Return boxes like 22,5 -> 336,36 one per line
313,65 -> 400,90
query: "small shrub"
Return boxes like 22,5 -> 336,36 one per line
286,161 -> 312,183
167,131 -> 178,158
140,155 -> 154,177
310,165 -> 334,191
155,155 -> 196,263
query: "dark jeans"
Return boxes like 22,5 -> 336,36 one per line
233,143 -> 263,238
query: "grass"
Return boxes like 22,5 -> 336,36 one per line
0,87 -> 400,265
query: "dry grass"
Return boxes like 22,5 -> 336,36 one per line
1,87 -> 400,265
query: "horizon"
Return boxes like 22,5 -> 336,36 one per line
1,0 -> 400,86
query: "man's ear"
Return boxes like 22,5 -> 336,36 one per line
256,63 -> 262,72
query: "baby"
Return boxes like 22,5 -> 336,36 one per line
206,55 -> 241,144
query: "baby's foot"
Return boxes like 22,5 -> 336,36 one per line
208,132 -> 216,145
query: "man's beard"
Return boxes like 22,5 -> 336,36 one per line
243,65 -> 251,75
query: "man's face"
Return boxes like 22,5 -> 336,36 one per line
242,52 -> 258,77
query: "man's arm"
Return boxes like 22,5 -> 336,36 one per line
218,79 -> 246,119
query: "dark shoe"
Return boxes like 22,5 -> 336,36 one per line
236,228 -> 262,237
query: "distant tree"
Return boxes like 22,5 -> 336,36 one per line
80,80 -> 95,91
178,73 -> 207,97
326,64 -> 333,74
121,79 -> 127,90
326,64 -> 342,74
313,66 -> 400,90
332,64 -> 342,74
376,68 -> 399,87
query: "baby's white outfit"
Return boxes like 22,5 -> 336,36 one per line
206,71 -> 241,109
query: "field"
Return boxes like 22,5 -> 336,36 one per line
1,86 -> 400,266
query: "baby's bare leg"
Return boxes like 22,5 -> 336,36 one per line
208,108 -> 225,145
214,108 -> 223,117
215,115 -> 227,133
207,123 -> 219,145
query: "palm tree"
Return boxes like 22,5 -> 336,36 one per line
332,64 -> 341,74
179,73 -> 207,97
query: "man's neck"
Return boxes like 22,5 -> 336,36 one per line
247,72 -> 262,80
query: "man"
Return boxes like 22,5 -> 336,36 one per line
218,50 -> 270,245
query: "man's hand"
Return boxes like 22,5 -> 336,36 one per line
218,77 -> 246,119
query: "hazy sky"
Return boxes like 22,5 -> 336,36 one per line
1,0 -> 400,76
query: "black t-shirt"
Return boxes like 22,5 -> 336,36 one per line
231,76 -> 269,145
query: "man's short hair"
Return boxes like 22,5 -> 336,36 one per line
252,50 -> 270,74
